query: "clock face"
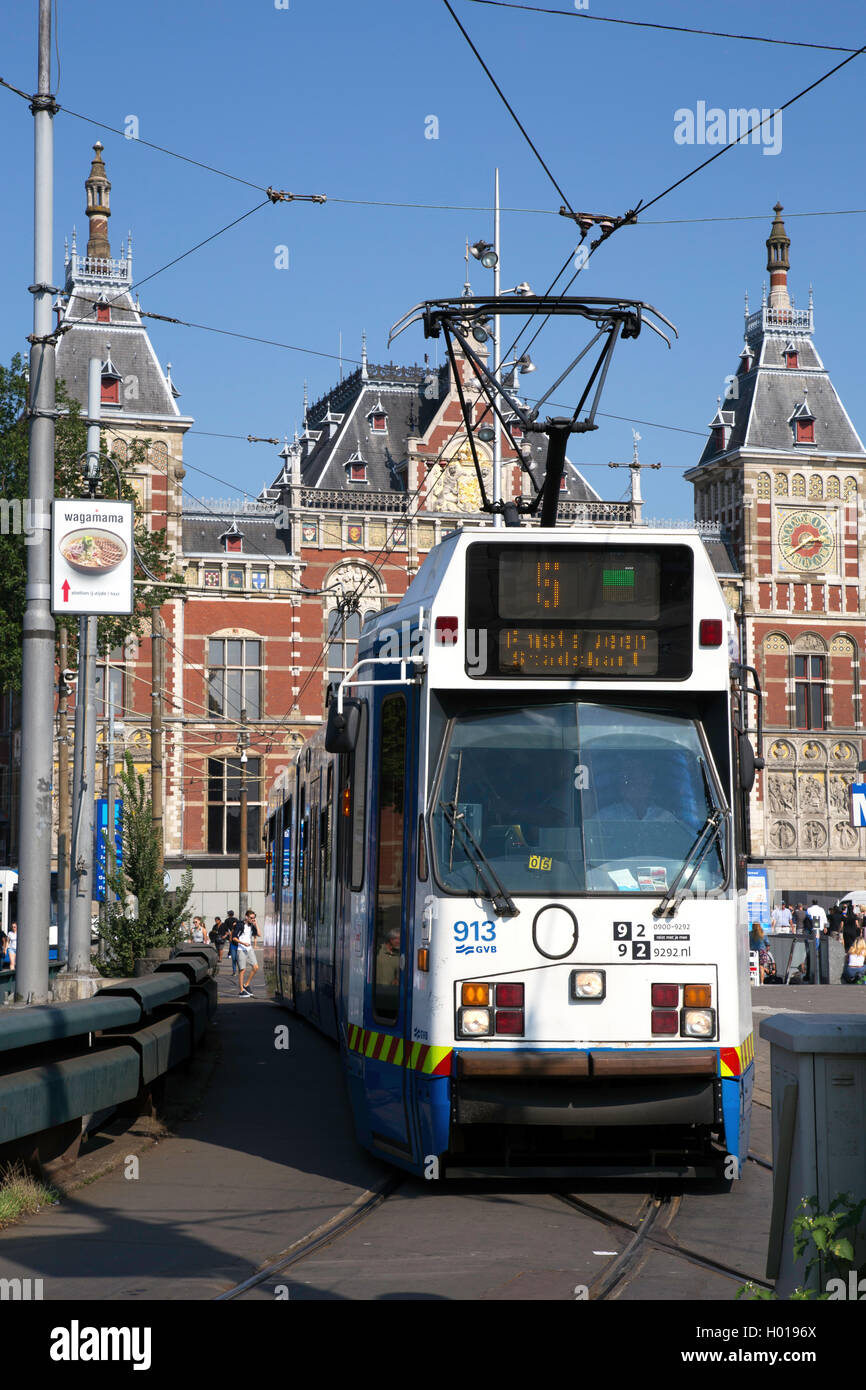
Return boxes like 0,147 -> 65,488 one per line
777,509 -> 835,573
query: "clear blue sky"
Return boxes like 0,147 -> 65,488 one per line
1,0 -> 865,518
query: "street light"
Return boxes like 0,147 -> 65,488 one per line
470,239 -> 498,270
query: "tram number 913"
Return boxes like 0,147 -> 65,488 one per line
613,921 -> 650,960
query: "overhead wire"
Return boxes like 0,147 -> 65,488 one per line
462,1 -> 860,53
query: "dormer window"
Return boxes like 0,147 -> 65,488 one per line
795,419 -> 815,444
713,428 -> 725,452
784,342 -> 799,369
101,376 -> 119,404
368,397 -> 387,432
790,395 -> 815,446
346,449 -> 368,483
96,302 -> 110,324
219,520 -> 244,552
510,423 -> 523,439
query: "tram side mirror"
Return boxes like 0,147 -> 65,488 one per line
325,697 -> 362,754
738,733 -> 757,792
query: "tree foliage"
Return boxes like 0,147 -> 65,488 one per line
0,352 -> 182,690
101,752 -> 192,976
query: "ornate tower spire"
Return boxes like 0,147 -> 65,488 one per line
85,142 -> 112,261
766,202 -> 791,312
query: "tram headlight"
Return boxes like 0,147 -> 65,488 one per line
570,969 -> 606,1000
457,1007 -> 492,1037
681,1008 -> 716,1039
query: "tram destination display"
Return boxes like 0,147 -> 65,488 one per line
465,543 -> 693,679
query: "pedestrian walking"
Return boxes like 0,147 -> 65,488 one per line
7,923 -> 17,970
829,902 -> 845,940
771,902 -> 793,933
224,910 -> 239,975
808,899 -> 828,937
209,916 -> 224,960
236,911 -> 260,997
843,903 -> 860,951
189,916 -> 208,944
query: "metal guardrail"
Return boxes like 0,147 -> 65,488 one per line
0,946 -> 219,1156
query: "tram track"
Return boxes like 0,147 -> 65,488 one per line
214,1175 -> 402,1300
557,1187 -> 774,1297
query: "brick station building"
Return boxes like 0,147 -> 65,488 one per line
688,205 -> 866,900
52,145 -> 618,918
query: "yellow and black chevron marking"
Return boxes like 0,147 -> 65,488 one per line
720,1032 -> 755,1078
347,1023 -> 452,1076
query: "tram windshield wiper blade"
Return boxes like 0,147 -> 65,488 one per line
653,809 -> 726,919
438,801 -> 519,918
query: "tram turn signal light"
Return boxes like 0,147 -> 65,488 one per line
651,983 -> 678,1008
435,616 -> 459,645
417,948 -> 430,972
651,1010 -> 678,1035
342,787 -> 351,818
462,983 -> 490,1007
683,984 -> 712,1008
699,619 -> 724,647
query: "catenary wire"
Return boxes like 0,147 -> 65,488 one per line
440,0 -> 578,218
463,1 -> 860,53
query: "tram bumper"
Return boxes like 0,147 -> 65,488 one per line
452,1049 -> 719,1128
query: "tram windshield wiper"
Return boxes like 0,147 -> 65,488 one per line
653,809 -> 727,919
438,800 -> 519,918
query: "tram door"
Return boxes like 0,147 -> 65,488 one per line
363,691 -> 415,1159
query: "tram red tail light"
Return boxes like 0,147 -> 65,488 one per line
651,984 -> 678,1008
495,1010 -> 524,1036
651,1010 -> 678,1035
496,983 -> 524,1007
435,616 -> 459,645
699,619 -> 724,647
462,982 -> 490,1006
683,984 -> 712,1008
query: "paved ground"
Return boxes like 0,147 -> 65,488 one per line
0,970 -> 862,1300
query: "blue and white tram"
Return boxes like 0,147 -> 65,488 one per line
264,526 -> 755,1178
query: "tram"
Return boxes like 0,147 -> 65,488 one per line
264,525 -> 756,1178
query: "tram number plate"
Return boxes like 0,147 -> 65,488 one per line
613,922 -> 650,960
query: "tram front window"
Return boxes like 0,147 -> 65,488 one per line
431,702 -> 728,898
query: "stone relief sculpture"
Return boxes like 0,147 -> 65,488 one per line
767,775 -> 795,813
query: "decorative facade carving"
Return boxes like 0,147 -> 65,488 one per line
769,821 -> 796,850
757,472 -> 771,498
764,634 -> 788,653
767,774 -> 795,813
830,635 -> 855,654
770,739 -> 795,761
774,473 -> 788,497
794,633 -> 824,652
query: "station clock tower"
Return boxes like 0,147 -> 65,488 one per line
686,206 -> 866,897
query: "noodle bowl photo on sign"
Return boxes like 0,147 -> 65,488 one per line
60,528 -> 127,574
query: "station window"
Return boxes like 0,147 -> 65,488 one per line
207,756 -> 262,855
794,655 -> 825,730
207,638 -> 262,719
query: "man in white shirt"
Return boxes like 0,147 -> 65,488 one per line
771,903 -> 793,933
236,910 -> 260,998
808,900 -> 828,937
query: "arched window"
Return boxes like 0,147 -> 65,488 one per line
844,477 -> 857,500
827,475 -> 840,498
792,637 -> 827,731
756,473 -> 771,499
792,474 -> 806,497
774,473 -> 789,498
808,474 -> 823,500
